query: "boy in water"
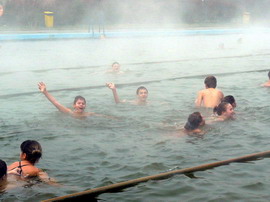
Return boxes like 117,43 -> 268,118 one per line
107,62 -> 123,74
106,82 -> 148,105
195,76 -> 224,108
38,82 -> 113,118
261,71 -> 270,87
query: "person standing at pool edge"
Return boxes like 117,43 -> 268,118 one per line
261,71 -> 270,87
106,82 -> 148,105
195,76 -> 224,108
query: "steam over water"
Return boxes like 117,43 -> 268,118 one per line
1,32 -> 270,201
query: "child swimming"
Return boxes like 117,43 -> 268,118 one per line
8,140 -> 53,183
106,82 -> 148,105
195,76 -> 224,108
222,95 -> 236,109
213,102 -> 235,121
106,62 -> 123,74
38,82 -> 113,118
184,112 -> 205,135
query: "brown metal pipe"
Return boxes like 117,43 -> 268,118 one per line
42,150 -> 270,202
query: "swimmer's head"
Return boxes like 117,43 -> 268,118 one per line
222,95 -> 236,109
184,112 -> 205,131
213,102 -> 234,119
136,86 -> 148,102
0,159 -> 7,179
73,96 -> 86,113
20,140 -> 42,164
204,76 -> 217,88
112,62 -> 120,72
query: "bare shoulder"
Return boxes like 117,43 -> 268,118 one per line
8,162 -> 18,170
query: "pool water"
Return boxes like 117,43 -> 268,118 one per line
1,32 -> 270,201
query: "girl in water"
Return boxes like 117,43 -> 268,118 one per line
8,140 -> 53,183
213,102 -> 235,121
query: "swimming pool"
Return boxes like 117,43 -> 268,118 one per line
1,31 -> 270,201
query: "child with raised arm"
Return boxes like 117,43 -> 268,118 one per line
38,82 -> 113,118
261,71 -> 270,87
8,140 -> 56,184
106,82 -> 148,105
195,76 -> 224,108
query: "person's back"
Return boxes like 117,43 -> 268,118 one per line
195,76 -> 224,108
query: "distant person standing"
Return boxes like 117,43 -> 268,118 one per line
261,71 -> 270,87
195,76 -> 224,108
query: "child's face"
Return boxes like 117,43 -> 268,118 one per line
73,99 -> 86,113
112,64 -> 120,72
224,104 -> 235,118
137,89 -> 148,101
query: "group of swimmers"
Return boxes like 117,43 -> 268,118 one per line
1,62 -> 269,190
184,70 -> 270,134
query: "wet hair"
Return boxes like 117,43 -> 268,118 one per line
73,96 -> 86,105
213,102 -> 230,116
222,95 -> 235,106
136,86 -> 148,95
184,112 -> 203,130
20,140 -> 42,164
204,76 -> 217,88
268,71 -> 270,79
0,159 -> 7,179
112,62 -> 120,66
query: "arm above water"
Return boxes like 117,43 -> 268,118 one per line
38,82 -> 72,114
195,90 -> 203,107
106,82 -> 121,104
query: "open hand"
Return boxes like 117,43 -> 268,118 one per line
106,82 -> 116,90
38,82 -> 47,93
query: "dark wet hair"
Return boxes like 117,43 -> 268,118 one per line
204,76 -> 217,88
20,140 -> 42,164
268,71 -> 270,79
112,62 -> 120,66
136,86 -> 148,95
184,112 -> 203,130
73,96 -> 86,105
213,102 -> 230,116
0,159 -> 7,178
222,95 -> 235,106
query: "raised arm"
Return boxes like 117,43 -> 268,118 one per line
106,82 -> 121,104
38,82 -> 72,114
